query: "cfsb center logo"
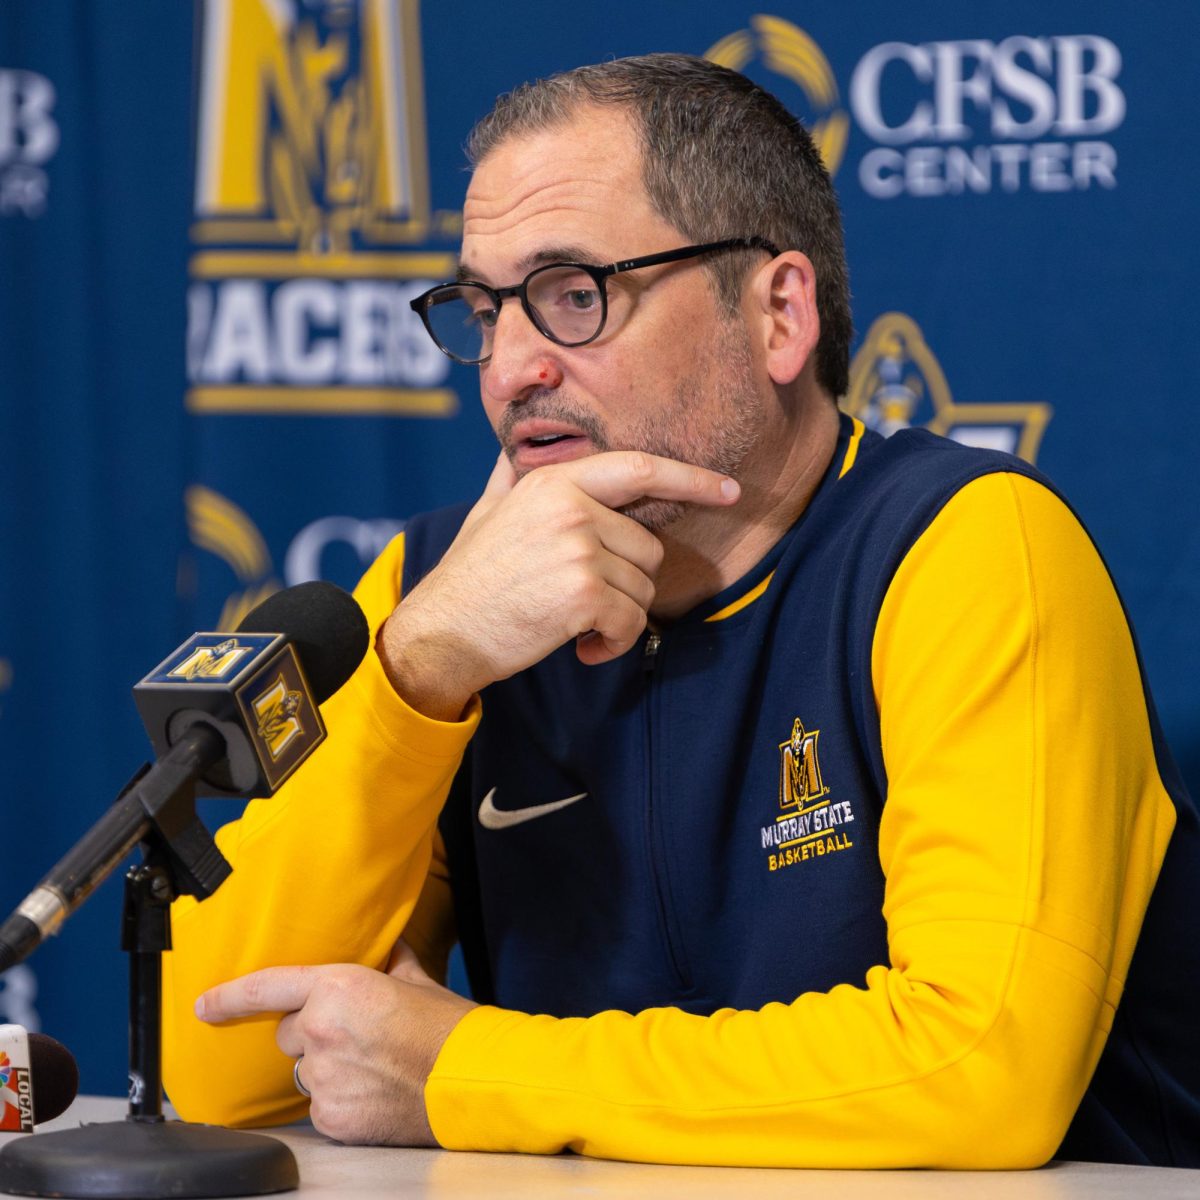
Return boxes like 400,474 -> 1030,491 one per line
709,15 -> 1124,199
186,0 -> 457,416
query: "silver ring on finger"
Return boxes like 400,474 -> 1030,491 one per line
293,1056 -> 311,1099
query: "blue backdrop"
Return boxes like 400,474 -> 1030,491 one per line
1,1 -> 1196,1097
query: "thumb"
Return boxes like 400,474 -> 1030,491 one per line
460,451 -> 518,533
481,450 -> 518,503
386,937 -> 429,982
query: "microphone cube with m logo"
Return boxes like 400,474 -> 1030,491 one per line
134,633 -> 326,797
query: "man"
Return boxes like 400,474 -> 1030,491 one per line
162,55 -> 1200,1168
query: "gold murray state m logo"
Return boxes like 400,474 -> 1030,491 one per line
779,717 -> 830,811
252,676 -> 306,760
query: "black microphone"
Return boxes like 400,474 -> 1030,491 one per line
0,582 -> 369,974
0,1026 -> 79,1130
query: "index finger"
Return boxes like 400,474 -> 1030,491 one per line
195,965 -> 320,1023
556,451 -> 740,511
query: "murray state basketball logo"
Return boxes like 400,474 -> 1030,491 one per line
761,717 -> 855,873
844,313 -> 1052,462
707,16 -> 849,176
188,0 -> 455,416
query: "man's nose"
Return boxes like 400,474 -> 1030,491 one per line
481,301 -> 564,406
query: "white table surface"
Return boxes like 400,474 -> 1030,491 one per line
2,1096 -> 1198,1199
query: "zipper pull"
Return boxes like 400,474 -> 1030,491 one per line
643,631 -> 661,673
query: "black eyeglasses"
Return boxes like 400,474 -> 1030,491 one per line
409,237 -> 780,365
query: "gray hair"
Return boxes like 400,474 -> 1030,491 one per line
467,53 -> 853,399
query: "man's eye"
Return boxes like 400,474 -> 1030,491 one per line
466,304 -> 499,328
560,287 -> 599,310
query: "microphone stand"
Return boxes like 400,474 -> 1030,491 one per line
0,749 -> 298,1198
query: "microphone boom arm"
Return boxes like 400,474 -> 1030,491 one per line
0,724 -> 233,974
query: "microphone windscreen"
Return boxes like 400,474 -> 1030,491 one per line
236,581 -> 370,704
28,1032 -> 79,1124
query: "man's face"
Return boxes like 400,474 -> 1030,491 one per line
460,106 -> 765,531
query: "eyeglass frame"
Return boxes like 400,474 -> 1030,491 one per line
408,236 -> 782,366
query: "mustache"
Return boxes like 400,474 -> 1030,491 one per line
497,393 -> 611,455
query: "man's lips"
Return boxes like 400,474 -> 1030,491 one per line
507,420 -> 595,468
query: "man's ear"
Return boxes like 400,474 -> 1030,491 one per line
748,251 -> 820,387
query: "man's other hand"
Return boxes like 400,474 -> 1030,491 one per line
195,944 -> 477,1146
378,450 -> 740,719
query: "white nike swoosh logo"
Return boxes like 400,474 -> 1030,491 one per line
477,787 -> 587,830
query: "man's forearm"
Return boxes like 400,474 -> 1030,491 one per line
161,536 -> 479,1127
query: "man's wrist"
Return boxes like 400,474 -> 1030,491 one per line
376,608 -> 478,722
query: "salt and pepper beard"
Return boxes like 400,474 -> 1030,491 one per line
496,317 -> 763,533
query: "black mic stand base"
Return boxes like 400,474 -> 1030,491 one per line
0,1119 -> 298,1199
0,816 -> 299,1199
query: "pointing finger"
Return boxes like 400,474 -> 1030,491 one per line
195,966 -> 322,1023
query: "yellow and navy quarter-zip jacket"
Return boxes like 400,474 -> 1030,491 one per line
163,415 -> 1200,1168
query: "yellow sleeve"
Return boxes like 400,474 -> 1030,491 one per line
162,533 -> 477,1127
424,472 -> 1176,1168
